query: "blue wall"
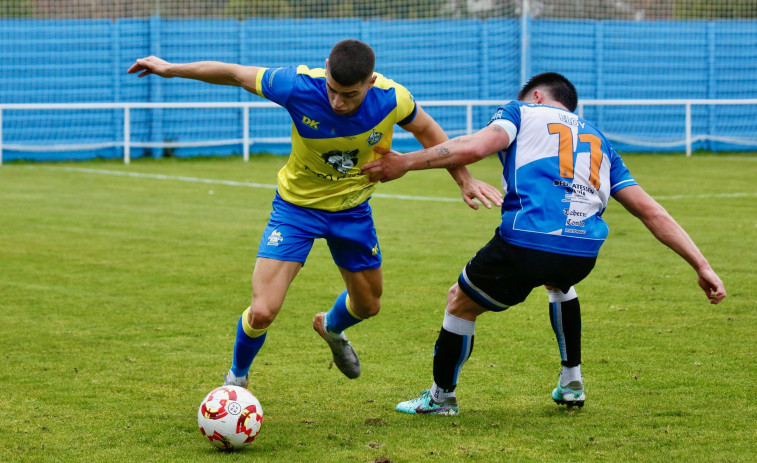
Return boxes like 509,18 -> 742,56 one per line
1,18 -> 756,161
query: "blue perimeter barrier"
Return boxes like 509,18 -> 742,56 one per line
1,17 -> 756,161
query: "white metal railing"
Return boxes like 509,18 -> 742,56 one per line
2,99 -> 757,166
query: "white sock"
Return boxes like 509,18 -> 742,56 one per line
322,316 -> 345,340
560,365 -> 583,386
430,382 -> 456,402
442,311 -> 476,336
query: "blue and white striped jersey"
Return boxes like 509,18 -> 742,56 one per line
489,101 -> 637,257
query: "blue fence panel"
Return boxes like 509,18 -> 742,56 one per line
482,18 -> 521,101
529,20 -> 601,99
1,17 -> 756,161
239,18 -> 365,155
0,19 -> 123,160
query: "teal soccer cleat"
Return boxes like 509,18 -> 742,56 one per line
396,390 -> 459,416
552,380 -> 585,408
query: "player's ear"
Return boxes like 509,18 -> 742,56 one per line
324,59 -> 329,73
533,89 -> 545,104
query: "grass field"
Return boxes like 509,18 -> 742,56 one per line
1,153 -> 755,462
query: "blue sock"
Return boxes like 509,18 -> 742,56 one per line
325,290 -> 363,334
230,313 -> 267,377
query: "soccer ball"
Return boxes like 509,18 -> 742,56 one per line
197,385 -> 263,450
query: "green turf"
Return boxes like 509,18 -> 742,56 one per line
0,153 -> 754,462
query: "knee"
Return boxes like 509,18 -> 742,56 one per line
350,297 -> 381,319
446,283 -> 480,320
248,303 -> 278,329
447,283 -> 464,307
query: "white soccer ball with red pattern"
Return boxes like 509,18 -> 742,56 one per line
197,385 -> 263,450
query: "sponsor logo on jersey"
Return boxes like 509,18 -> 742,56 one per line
322,149 -> 359,174
366,129 -> 383,146
302,115 -> 320,130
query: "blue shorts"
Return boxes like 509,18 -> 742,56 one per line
257,193 -> 381,272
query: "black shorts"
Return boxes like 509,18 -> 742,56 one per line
457,229 -> 597,311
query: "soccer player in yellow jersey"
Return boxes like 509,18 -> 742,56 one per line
129,39 -> 502,387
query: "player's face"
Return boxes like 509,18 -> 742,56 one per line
325,72 -> 376,116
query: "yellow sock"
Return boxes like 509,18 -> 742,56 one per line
344,294 -> 365,320
241,307 -> 268,338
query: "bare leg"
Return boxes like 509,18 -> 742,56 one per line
228,258 -> 302,382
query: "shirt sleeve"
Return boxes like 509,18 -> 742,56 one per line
255,66 -> 298,107
487,101 -> 520,148
392,81 -> 417,125
608,146 -> 638,194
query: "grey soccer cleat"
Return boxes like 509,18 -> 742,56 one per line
222,370 -> 249,389
312,312 -> 361,379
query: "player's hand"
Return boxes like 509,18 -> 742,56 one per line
128,56 -> 172,78
362,148 -> 409,183
696,267 -> 726,304
458,177 -> 503,210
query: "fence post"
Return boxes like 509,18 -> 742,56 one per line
112,18 -> 122,160
520,0 -> 530,87
685,103 -> 692,157
0,108 -> 3,166
707,22 -> 717,152
243,106 -> 250,162
466,104 -> 473,135
150,15 -> 163,158
481,20 -> 490,100
124,106 -> 131,165
595,22 -> 605,127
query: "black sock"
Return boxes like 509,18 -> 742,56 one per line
549,297 -> 581,367
432,327 -> 475,392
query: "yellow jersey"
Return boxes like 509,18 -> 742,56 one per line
253,65 -> 417,211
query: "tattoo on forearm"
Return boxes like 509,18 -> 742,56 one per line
426,146 -> 454,168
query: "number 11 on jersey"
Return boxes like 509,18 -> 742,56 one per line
547,123 -> 602,189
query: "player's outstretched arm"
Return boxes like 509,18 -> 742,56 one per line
127,56 -> 263,94
613,185 -> 726,305
364,124 -> 509,180
389,106 -> 503,210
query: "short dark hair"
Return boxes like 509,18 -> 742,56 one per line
328,39 -> 375,86
518,72 -> 578,112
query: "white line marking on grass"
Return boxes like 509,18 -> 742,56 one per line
655,192 -> 756,200
22,165 -> 757,203
33,166 -> 278,190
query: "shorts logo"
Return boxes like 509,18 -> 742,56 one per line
322,149 -> 358,174
366,129 -> 383,146
371,243 -> 379,256
267,230 -> 283,246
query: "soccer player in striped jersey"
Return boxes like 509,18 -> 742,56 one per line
128,40 -> 502,389
363,72 -> 726,414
